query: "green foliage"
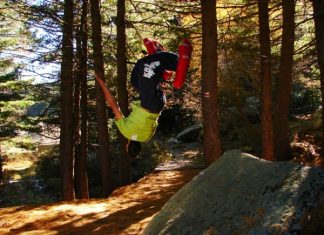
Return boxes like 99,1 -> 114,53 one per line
0,124 -> 16,137
0,1 -> 36,75
131,141 -> 173,182
15,137 -> 37,151
1,100 -> 33,113
0,135 -> 37,151
0,176 -> 57,207
85,152 -> 105,198
0,153 -> 6,180
290,80 -> 321,116
0,61 -> 14,74
220,109 -> 262,156
0,76 -> 58,141
18,117 -> 42,133
157,103 -> 198,136
0,150 -> 58,207
34,146 -> 62,200
218,28 -> 260,111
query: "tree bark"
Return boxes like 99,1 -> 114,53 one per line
0,146 -> 3,180
312,0 -> 324,162
90,0 -> 113,196
201,0 -> 222,165
116,0 -> 131,185
74,0 -> 89,199
274,0 -> 295,161
258,0 -> 275,161
74,27 -> 81,198
60,0 -> 75,201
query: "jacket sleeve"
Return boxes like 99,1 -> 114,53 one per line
130,61 -> 140,90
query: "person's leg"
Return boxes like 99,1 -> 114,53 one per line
173,39 -> 192,89
94,75 -> 123,120
126,140 -> 141,157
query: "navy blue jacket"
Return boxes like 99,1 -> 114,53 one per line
130,52 -> 178,113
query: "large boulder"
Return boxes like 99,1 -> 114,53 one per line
144,150 -> 324,234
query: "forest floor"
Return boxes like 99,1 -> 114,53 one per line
0,140 -> 205,235
0,169 -> 201,235
1,120 -> 323,234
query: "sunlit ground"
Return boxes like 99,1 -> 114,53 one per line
0,169 -> 200,234
4,159 -> 34,180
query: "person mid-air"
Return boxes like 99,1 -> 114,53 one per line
95,38 -> 192,157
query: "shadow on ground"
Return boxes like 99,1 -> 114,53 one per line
0,169 -> 201,235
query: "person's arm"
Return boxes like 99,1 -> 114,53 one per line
94,75 -> 123,120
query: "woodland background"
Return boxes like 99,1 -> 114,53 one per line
0,0 -> 324,206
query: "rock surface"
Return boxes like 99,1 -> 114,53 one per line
144,150 -> 324,235
168,124 -> 203,144
26,102 -> 49,116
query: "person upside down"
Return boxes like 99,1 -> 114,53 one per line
95,38 -> 192,157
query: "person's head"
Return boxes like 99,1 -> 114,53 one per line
127,140 -> 141,157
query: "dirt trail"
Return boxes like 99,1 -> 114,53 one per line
0,169 -> 201,235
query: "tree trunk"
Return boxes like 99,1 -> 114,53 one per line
312,0 -> 324,163
0,146 -> 3,181
74,0 -> 89,199
116,0 -> 131,185
274,0 -> 295,161
90,0 -> 113,196
60,0 -> 75,201
201,0 -> 222,165
74,28 -> 81,198
258,0 -> 275,161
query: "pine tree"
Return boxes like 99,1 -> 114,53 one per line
258,0 -> 275,161
201,0 -> 222,164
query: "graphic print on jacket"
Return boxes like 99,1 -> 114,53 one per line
143,61 -> 161,79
